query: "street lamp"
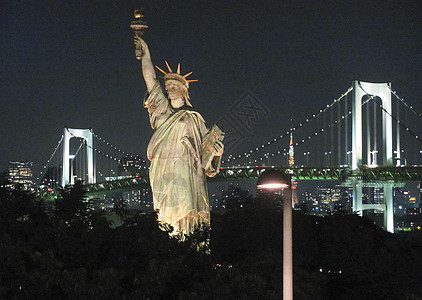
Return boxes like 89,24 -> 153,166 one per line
257,170 -> 293,300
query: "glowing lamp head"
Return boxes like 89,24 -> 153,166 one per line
134,9 -> 144,19
257,183 -> 290,189
256,170 -> 291,190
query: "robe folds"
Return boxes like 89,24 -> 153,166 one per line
144,82 -> 221,235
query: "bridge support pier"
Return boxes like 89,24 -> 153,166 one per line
384,183 -> 394,233
352,179 -> 363,217
350,180 -> 396,233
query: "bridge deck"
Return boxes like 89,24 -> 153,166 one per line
82,165 -> 422,196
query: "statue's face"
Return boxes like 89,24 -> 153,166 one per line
165,80 -> 186,108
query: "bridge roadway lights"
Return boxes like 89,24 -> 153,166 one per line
214,166 -> 350,181
87,165 -> 422,188
86,165 -> 422,191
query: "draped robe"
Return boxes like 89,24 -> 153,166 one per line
144,82 -> 221,235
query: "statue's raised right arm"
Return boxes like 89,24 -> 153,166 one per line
134,36 -> 157,93
135,36 -> 170,130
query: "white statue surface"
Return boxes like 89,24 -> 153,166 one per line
135,36 -> 224,236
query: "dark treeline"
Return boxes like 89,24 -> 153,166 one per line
1,180 -> 422,299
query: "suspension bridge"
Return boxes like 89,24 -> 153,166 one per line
36,81 -> 422,233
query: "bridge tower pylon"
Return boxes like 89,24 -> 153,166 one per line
61,128 -> 96,187
351,81 -> 394,233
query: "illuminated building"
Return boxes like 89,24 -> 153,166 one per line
117,155 -> 149,177
394,188 -> 411,217
96,187 -> 153,211
122,188 -> 153,210
298,191 -> 318,212
222,184 -> 250,210
313,185 -> 349,214
7,161 -> 34,190
316,186 -> 335,213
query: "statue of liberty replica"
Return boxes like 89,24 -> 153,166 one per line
132,13 -> 224,236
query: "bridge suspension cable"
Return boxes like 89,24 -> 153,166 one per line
93,132 -> 148,165
389,86 -> 422,121
223,86 -> 354,165
241,88 -> 357,166
359,83 -> 422,145
252,85 -> 421,167
37,134 -> 64,184
228,84 -> 413,167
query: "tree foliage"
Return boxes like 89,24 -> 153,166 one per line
0,181 -> 421,299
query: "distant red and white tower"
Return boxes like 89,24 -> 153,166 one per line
288,130 -> 294,167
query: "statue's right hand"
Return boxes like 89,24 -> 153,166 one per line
134,36 -> 148,52
134,35 -> 143,46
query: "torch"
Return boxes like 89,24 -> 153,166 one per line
130,8 -> 148,60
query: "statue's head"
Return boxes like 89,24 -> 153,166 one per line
165,80 -> 189,108
156,61 -> 197,108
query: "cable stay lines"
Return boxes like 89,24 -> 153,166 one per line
37,134 -> 64,185
223,84 -> 422,169
223,87 -> 354,167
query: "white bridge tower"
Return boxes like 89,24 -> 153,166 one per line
61,128 -> 96,187
351,81 -> 395,233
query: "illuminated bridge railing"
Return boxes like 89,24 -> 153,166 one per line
215,165 -> 422,182
84,165 -> 422,195
84,166 -> 350,195
358,166 -> 422,182
214,166 -> 350,181
86,176 -> 149,196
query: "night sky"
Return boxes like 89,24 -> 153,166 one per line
1,1 -> 422,177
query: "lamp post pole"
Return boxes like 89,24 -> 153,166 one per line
283,187 -> 293,300
256,170 -> 293,299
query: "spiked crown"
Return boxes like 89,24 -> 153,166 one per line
155,61 -> 198,89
